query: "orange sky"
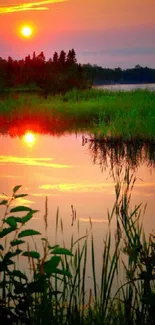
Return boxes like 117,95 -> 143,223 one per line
0,0 -> 155,67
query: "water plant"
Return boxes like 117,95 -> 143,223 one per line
0,186 -> 73,324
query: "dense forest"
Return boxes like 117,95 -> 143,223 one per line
0,49 -> 90,94
0,49 -> 155,94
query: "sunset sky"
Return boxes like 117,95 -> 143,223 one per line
0,0 -> 155,68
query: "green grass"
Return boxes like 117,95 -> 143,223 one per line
0,169 -> 155,324
0,89 -> 155,140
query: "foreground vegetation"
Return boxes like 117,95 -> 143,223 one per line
0,169 -> 155,325
0,89 -> 155,140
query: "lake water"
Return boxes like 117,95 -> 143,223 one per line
0,132 -> 155,287
1,132 -> 155,235
95,83 -> 155,91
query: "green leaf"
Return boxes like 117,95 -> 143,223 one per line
11,239 -> 25,247
26,281 -> 45,293
21,211 -> 38,224
11,270 -> 28,280
0,199 -> 8,205
48,245 -> 60,250
4,216 -> 23,223
22,251 -> 40,259
5,216 -> 17,229
10,206 -> 32,213
51,247 -> 73,256
18,229 -> 41,238
21,212 -> 34,224
4,249 -> 22,260
55,268 -> 72,277
13,249 -> 23,257
0,259 -> 14,271
13,185 -> 22,193
12,216 -> 24,223
14,194 -> 28,199
44,256 -> 61,274
0,244 -> 4,250
0,227 -> 15,238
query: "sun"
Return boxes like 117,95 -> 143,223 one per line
23,132 -> 36,147
21,26 -> 33,38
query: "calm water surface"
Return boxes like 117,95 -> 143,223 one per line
0,132 -> 155,234
95,83 -> 155,91
0,132 -> 155,286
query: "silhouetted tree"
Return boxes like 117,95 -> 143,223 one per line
66,49 -> 77,64
37,51 -> 45,62
32,51 -> 36,60
58,50 -> 66,65
53,52 -> 58,64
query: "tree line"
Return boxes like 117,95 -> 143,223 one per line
0,49 -> 155,93
83,64 -> 155,85
0,49 -> 91,94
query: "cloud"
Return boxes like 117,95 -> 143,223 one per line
39,182 -> 113,193
0,0 -> 66,14
0,194 -> 11,199
32,192 -> 59,197
11,198 -> 35,206
39,181 -> 155,194
0,195 -> 34,207
0,156 -> 71,168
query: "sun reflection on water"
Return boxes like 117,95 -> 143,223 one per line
23,131 -> 36,147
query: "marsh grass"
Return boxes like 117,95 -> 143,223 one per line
0,89 -> 155,140
0,169 -> 155,324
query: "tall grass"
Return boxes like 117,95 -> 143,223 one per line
0,169 -> 155,324
0,89 -> 155,140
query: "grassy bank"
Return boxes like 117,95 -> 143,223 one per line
0,89 -> 155,140
0,170 -> 155,324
